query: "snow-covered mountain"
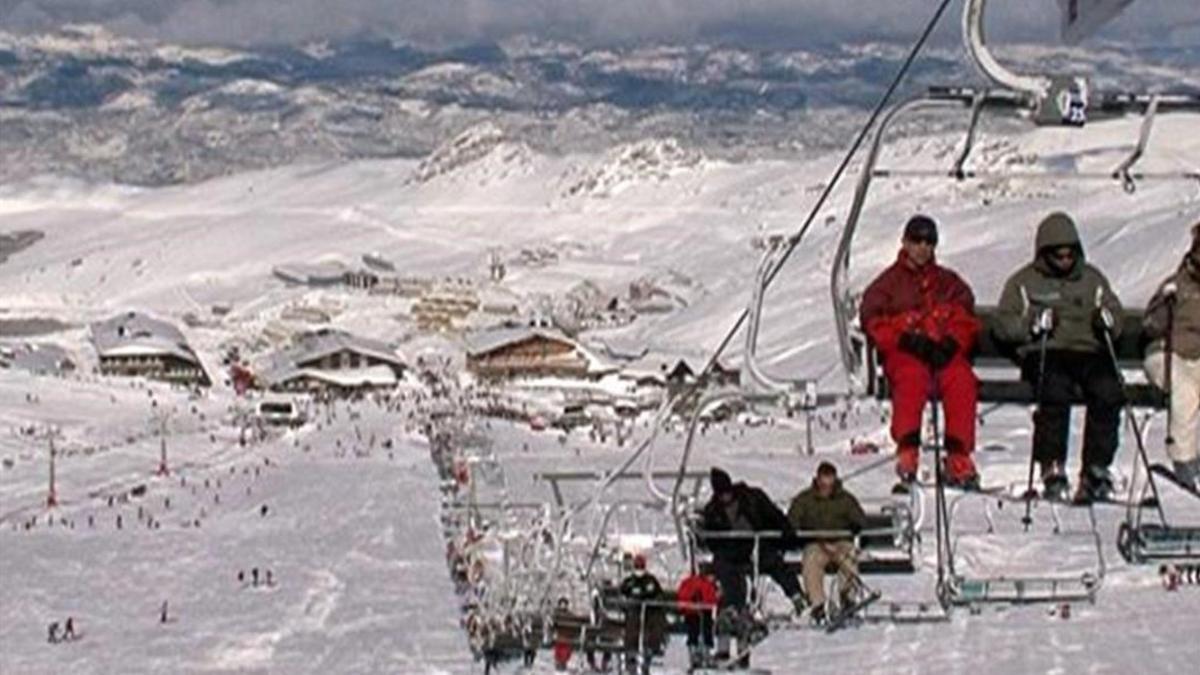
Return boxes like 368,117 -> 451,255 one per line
1,70 -> 1199,673
1,25 -> 1197,185
2,112 -> 1196,386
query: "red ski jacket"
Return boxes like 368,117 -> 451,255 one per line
676,574 -> 719,617
859,251 -> 980,361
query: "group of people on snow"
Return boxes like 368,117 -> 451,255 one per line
862,213 -> 1198,501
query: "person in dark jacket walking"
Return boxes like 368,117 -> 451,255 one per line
1144,223 -> 1200,489
860,215 -> 982,491
995,212 -> 1125,503
787,462 -> 867,622
699,467 -> 805,614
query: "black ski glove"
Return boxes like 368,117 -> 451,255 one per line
898,332 -> 938,365
929,337 -> 960,370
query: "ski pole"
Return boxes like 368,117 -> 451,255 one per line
1099,320 -> 1167,523
819,541 -> 878,601
928,374 -> 955,592
1163,282 -> 1177,454
1022,325 -> 1051,530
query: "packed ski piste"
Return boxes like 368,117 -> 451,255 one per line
2,1 -> 1200,674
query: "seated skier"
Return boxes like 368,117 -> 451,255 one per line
618,553 -> 666,673
698,467 -> 806,618
994,212 -> 1125,503
787,462 -> 868,624
859,215 -> 983,492
1143,222 -> 1200,491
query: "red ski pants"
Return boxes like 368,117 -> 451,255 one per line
886,355 -> 978,480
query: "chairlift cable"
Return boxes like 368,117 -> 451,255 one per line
699,0 -> 958,379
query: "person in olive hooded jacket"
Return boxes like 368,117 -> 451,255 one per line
994,212 -> 1125,503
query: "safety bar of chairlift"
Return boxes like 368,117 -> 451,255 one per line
743,241 -> 819,409
558,597 -> 722,656
946,488 -> 1068,539
832,93 -> 983,388
1119,524 -> 1200,563
691,527 -> 909,545
540,389 -> 696,614
939,493 -> 1106,606
942,574 -> 1102,606
536,470 -> 708,510
671,390 -> 748,561
584,499 -> 679,582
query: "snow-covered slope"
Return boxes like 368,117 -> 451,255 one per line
8,113 -> 1198,374
1,113 -> 1198,673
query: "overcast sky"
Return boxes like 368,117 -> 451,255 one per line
0,0 -> 1196,48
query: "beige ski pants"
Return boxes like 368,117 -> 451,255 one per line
1145,352 -> 1200,464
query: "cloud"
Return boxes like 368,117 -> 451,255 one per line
0,0 -> 1195,48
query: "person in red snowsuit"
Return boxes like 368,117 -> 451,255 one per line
676,572 -> 719,668
859,215 -> 982,490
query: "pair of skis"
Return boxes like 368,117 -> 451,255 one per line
925,478 -> 1158,509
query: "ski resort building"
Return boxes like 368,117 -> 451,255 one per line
256,328 -> 407,393
629,353 -> 740,393
464,327 -> 613,380
91,312 -> 210,386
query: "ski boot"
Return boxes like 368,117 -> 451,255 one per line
1074,466 -> 1115,505
790,593 -> 809,617
944,472 -> 982,492
892,473 -> 916,495
1174,459 -> 1200,492
1040,463 -> 1069,502
809,604 -> 827,627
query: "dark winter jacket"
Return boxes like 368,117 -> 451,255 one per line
620,571 -> 665,604
1145,255 -> 1200,360
994,213 -> 1124,358
786,480 -> 867,542
699,483 -> 797,562
860,250 -> 980,369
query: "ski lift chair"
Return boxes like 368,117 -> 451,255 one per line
826,6 -> 1200,611
832,0 -> 1199,580
938,490 -> 1106,608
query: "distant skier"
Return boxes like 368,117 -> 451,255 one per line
787,462 -> 867,624
995,212 -> 1125,503
859,215 -> 982,491
63,617 -> 76,641
698,468 -> 805,616
1144,223 -> 1200,490
47,621 -> 59,644
160,600 -> 169,624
